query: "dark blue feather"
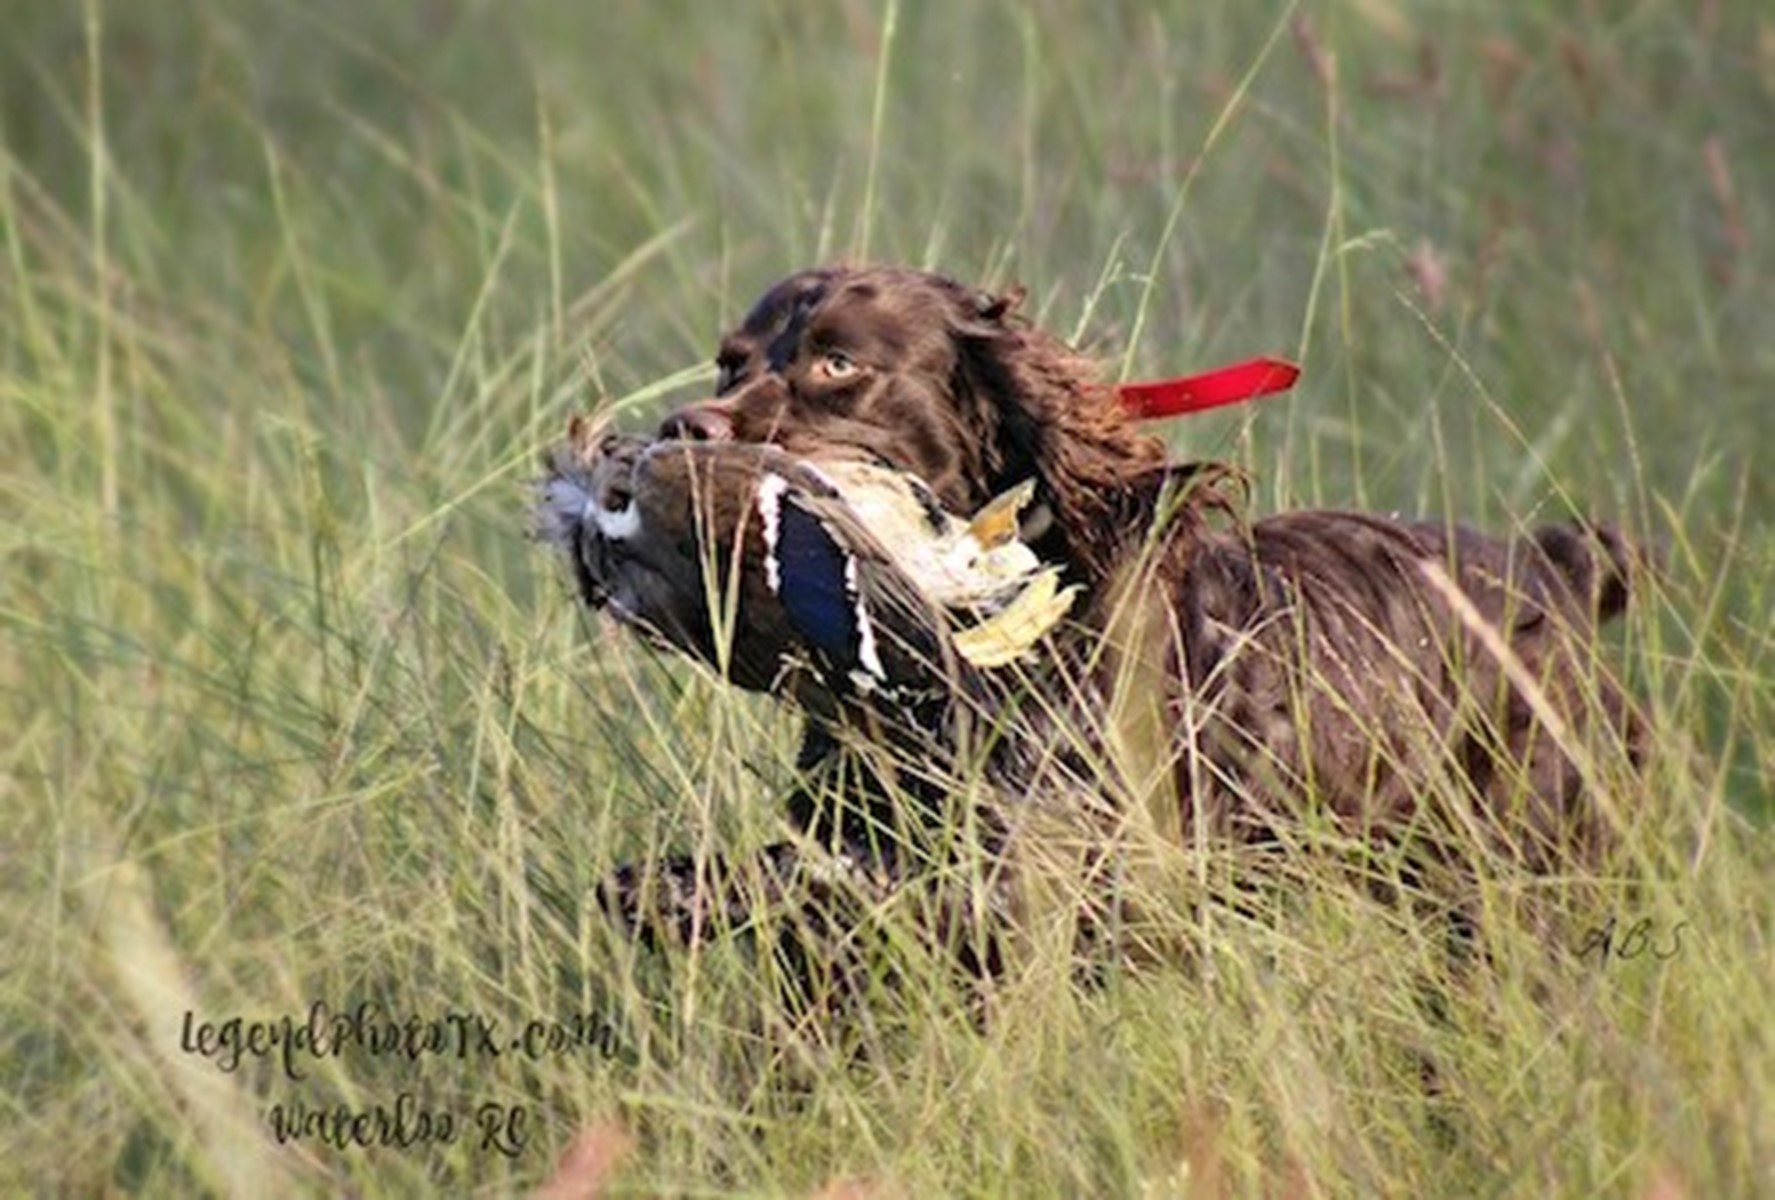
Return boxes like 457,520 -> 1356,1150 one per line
771,498 -> 863,672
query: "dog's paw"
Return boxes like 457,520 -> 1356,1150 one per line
594,855 -> 709,948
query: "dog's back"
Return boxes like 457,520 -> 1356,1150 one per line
1156,508 -> 1646,867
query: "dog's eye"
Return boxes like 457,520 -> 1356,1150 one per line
813,350 -> 861,382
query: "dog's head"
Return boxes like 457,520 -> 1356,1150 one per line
656,266 -> 1174,583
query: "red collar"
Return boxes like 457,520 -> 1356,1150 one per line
1118,356 -> 1299,420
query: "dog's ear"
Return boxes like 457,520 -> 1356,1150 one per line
944,309 -> 1038,485
947,303 -> 1178,586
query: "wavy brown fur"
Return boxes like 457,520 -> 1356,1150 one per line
642,266 -> 1647,859
604,265 -> 1647,951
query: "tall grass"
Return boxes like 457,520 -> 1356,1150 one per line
3,0 -> 1770,1194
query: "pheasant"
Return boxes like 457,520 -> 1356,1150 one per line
538,418 -> 1075,722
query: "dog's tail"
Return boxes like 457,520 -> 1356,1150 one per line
1531,521 -> 1644,625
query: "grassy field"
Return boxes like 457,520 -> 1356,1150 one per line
4,0 -> 1772,1194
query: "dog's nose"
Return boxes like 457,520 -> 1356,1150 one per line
657,404 -> 734,443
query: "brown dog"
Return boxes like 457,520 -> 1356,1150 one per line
551,265 -> 1645,952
